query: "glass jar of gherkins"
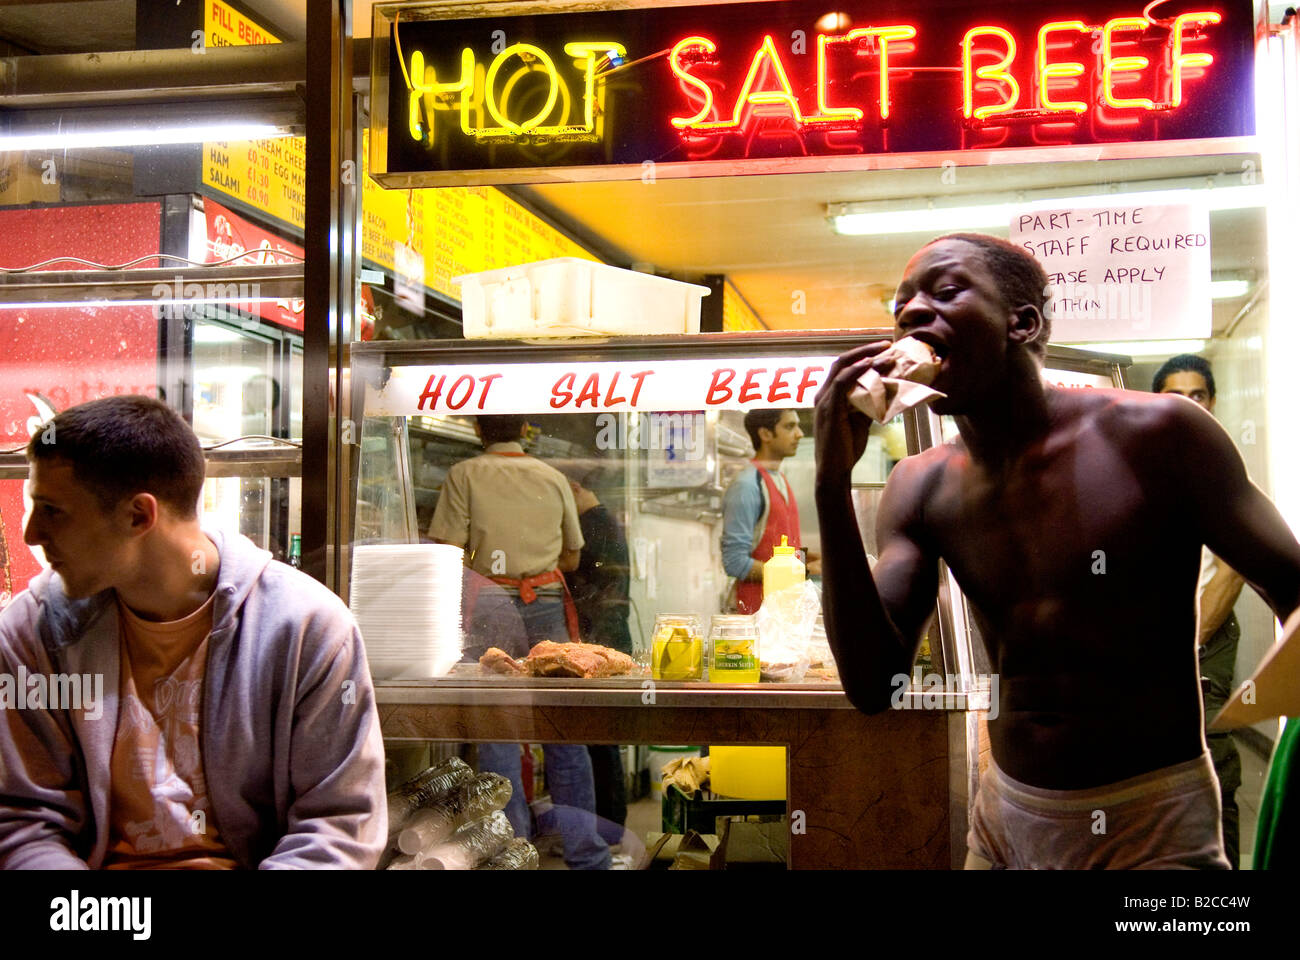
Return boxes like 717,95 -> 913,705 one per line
650,614 -> 704,681
709,614 -> 760,683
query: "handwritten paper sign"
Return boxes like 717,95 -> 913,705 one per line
1010,203 -> 1211,342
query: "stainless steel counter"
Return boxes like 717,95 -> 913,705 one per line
373,678 -> 981,711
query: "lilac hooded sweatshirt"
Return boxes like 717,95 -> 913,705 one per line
0,526 -> 387,869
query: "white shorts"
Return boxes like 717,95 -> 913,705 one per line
966,751 -> 1231,870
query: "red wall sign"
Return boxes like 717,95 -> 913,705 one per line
202,198 -> 305,332
0,201 -> 165,604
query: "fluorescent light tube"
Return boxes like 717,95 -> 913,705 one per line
1209,280 -> 1250,299
831,185 -> 1267,236
0,296 -> 283,311
1067,339 -> 1207,356
0,122 -> 288,152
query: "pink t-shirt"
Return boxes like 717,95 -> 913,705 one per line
103,593 -> 237,869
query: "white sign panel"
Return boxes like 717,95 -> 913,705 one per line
1010,203 -> 1211,343
366,357 -> 837,416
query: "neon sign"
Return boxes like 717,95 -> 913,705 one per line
406,41 -> 626,143
372,0 -> 1253,187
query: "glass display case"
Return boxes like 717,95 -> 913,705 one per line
350,330 -> 1127,868
349,330 -> 1127,694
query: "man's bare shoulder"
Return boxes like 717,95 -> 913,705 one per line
1052,386 -> 1214,446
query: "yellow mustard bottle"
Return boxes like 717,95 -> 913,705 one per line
762,535 -> 805,599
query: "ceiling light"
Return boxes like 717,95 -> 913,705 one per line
1209,280 -> 1250,299
829,181 -> 1267,236
1067,339 -> 1207,357
0,122 -> 289,152
0,295 -> 283,311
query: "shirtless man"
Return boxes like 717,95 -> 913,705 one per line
814,234 -> 1300,869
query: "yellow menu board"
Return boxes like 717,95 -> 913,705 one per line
722,280 -> 766,331
200,3 -> 601,305
205,0 -> 281,48
359,129 -> 598,301
201,1 -> 307,228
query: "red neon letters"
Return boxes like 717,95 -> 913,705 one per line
669,9 -> 1223,134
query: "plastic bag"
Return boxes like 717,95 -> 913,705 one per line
417,809 -> 514,870
475,837 -> 540,871
397,773 -> 513,855
754,580 -> 822,682
386,757 -> 475,843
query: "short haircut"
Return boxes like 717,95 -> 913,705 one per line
1152,353 -> 1216,398
743,409 -> 786,451
26,395 -> 205,517
932,233 -> 1052,356
477,414 -> 527,446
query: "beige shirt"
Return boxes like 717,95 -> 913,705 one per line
104,593 -> 237,870
428,441 -> 584,579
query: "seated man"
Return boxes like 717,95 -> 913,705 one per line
0,395 -> 387,869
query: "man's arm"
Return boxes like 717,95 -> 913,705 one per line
816,456 -> 940,712
815,341 -> 939,713
558,549 -> 581,573
0,599 -> 91,869
1199,560 -> 1246,646
259,607 -> 387,869
1163,399 -> 1300,625
721,471 -> 763,582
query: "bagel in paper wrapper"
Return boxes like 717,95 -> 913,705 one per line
850,337 -> 946,421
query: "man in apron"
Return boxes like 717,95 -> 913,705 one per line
722,409 -> 818,614
428,414 -> 609,870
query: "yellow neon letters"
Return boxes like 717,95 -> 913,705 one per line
406,40 -> 623,143
845,26 -> 917,120
408,48 -> 474,144
1169,12 -> 1220,107
669,36 -> 718,128
962,26 -> 1020,120
811,33 -> 864,123
731,35 -> 804,125
1036,21 -> 1088,113
1102,17 -> 1157,110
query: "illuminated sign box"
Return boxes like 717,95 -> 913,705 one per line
369,0 -> 1254,187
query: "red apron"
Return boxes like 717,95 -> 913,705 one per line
488,568 -> 581,643
736,461 -> 801,615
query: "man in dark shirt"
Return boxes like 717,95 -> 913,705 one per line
562,463 -> 633,654
559,462 -> 632,844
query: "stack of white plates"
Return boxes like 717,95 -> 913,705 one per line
350,544 -> 464,679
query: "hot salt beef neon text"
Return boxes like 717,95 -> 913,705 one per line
401,7 -> 1224,144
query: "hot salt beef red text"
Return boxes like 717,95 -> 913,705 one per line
550,370 -> 654,409
704,365 -> 825,406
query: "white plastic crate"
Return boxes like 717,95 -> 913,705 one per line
453,257 -> 710,338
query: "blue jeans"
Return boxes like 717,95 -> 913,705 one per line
475,592 -> 611,871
